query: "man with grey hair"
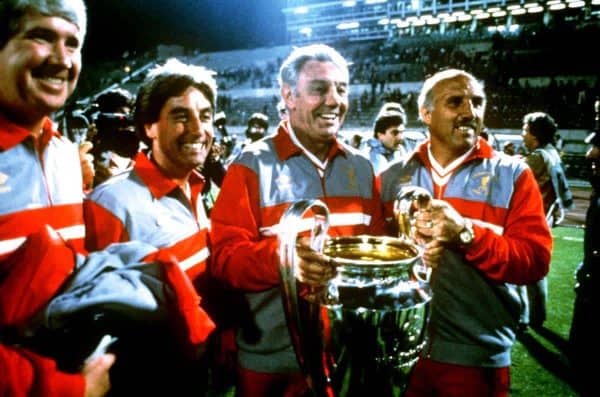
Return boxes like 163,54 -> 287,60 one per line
209,44 -> 385,396
84,58 -> 218,395
379,69 -> 552,396
0,1 -> 117,397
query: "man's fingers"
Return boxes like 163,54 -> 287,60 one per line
79,141 -> 93,155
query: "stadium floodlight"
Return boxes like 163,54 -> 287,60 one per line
511,7 -> 527,14
293,6 -> 309,14
549,3 -> 567,9
299,27 -> 312,36
365,0 -> 387,4
527,5 -> 544,12
342,1 -> 357,6
567,1 -> 585,7
336,21 -> 360,30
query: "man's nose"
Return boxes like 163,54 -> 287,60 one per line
51,41 -> 73,69
324,85 -> 343,106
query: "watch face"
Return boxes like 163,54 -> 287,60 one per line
460,229 -> 473,244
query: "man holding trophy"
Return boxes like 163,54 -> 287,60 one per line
379,69 -> 552,396
209,44 -> 385,397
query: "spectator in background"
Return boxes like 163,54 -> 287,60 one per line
227,112 -> 270,164
83,58 -> 217,396
209,43 -> 385,397
521,111 -> 572,329
245,112 -> 269,142
360,101 -> 408,174
214,110 -> 235,160
569,125 -> 600,397
379,69 -> 551,397
64,111 -> 91,144
503,141 -> 516,156
89,87 -> 138,186
0,1 -> 115,396
61,111 -> 95,192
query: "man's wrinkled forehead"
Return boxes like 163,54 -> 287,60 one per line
22,11 -> 85,39
434,75 -> 485,98
301,60 -> 349,82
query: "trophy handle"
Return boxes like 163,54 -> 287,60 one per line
278,199 -> 330,370
394,186 -> 432,282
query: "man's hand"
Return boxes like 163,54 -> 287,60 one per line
82,353 -> 115,397
295,236 -> 336,286
413,199 -> 471,268
79,141 -> 95,191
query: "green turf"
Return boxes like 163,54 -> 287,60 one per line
510,225 -> 584,396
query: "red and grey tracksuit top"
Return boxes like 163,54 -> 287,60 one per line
209,121 -> 385,373
84,151 -> 211,282
0,115 -> 87,397
378,138 -> 552,368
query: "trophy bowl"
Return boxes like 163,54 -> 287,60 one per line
279,200 -> 432,397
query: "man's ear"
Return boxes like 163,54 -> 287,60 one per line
145,123 -> 157,141
281,84 -> 294,110
420,107 -> 431,125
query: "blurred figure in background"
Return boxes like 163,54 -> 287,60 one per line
61,111 -> 95,192
89,87 -> 139,186
520,111 -> 573,330
227,112 -> 270,164
245,112 -> 269,143
214,110 -> 235,160
569,102 -> 600,397
360,101 -> 408,174
502,141 -> 516,156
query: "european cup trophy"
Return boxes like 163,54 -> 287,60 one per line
278,191 -> 432,397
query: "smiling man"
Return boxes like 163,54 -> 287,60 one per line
209,44 -> 385,397
379,69 -> 552,397
0,1 -> 116,396
83,58 -> 218,395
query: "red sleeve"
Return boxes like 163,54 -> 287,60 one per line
466,168 -> 552,284
0,344 -> 85,397
83,199 -> 129,251
209,164 -> 280,291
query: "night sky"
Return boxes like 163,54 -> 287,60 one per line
83,0 -> 288,62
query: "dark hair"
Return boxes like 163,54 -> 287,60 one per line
95,87 -> 134,112
0,0 -> 87,49
247,112 -> 269,129
134,58 -> 217,147
523,112 -> 558,146
373,102 -> 406,137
